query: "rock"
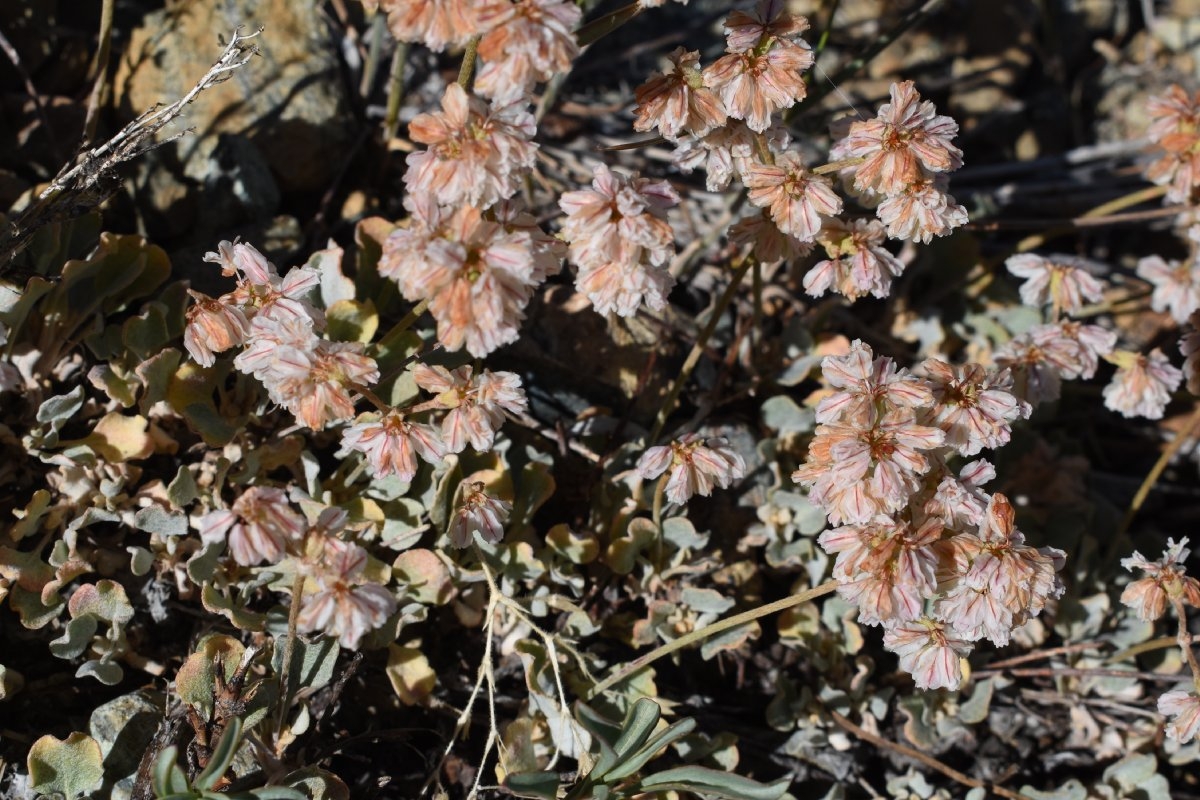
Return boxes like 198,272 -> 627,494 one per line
115,0 -> 353,195
89,690 -> 163,800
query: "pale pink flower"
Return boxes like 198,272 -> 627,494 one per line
559,165 -> 679,316
636,433 -> 746,505
883,618 -> 972,690
722,0 -> 810,52
475,0 -> 580,102
383,205 -> 543,357
743,152 -> 842,242
1159,690 -> 1200,743
183,290 -> 249,366
1103,349 -> 1183,419
233,313 -> 320,383
492,199 -> 566,282
298,538 -> 397,649
875,177 -> 967,243
413,365 -> 527,452
204,241 -> 323,329
382,0 -> 481,51
672,120 -> 789,191
831,80 -> 962,196
1145,85 -> 1200,204
203,239 -> 273,283
341,410 -> 447,481
268,341 -> 379,430
917,360 -> 1030,456
1120,537 -> 1200,621
819,516 -> 942,626
804,218 -> 905,300
405,84 -> 537,209
1005,253 -> 1105,316
703,40 -> 813,133
1055,320 -> 1116,379
199,486 -> 306,566
994,322 -> 1115,405
793,410 -> 945,525
1136,255 -> 1200,324
633,48 -> 727,140
816,340 -> 932,425
449,481 -> 511,547
922,459 -> 994,529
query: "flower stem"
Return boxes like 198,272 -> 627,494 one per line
275,572 -> 307,743
651,472 -> 668,571
457,35 -> 480,90
576,2 -> 642,47
585,579 -> 838,699
649,256 -> 755,444
384,42 -> 409,142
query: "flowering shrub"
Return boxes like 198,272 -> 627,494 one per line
3,2 -> 1200,799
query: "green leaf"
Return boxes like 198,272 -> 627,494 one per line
272,635 -> 339,703
504,770 -> 562,800
597,698 -> 662,781
135,505 -> 188,537
194,717 -> 244,792
37,385 -> 86,427
249,788 -> 308,800
326,299 -> 378,343
28,732 -> 105,799
638,766 -> 790,800
153,745 -> 191,797
50,615 -> 98,659
76,659 -> 124,685
603,717 -> 697,782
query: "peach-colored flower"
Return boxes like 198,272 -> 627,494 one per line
728,210 -> 811,265
475,0 -> 580,102
703,41 -> 812,133
199,486 -> 306,566
816,340 -> 932,425
268,341 -> 380,430
234,313 -> 319,383
636,433 -> 746,505
804,218 -> 905,300
405,84 -> 537,209
559,164 -> 679,316
381,0 -> 482,51
917,360 -> 1030,456
449,481 -> 511,547
1103,349 -> 1183,419
1137,254 -> 1200,324
341,410 -> 447,481
722,0 -> 810,52
672,120 -> 789,191
1120,537 -> 1200,621
1005,253 -> 1105,316
633,48 -> 727,140
994,321 -> 1116,405
413,365 -> 527,452
183,290 -> 249,367
1159,690 -> 1200,743
298,538 -> 397,649
1145,85 -> 1200,204
832,80 -> 962,196
883,618 -> 971,690
874,177 -> 967,243
743,152 -> 841,242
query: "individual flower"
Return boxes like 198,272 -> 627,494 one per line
449,481 -> 511,547
1144,85 -> 1200,204
816,340 -> 932,425
921,459 -> 994,529
636,433 -> 747,505
268,341 -> 380,430
874,177 -> 968,243
297,538 -> 397,649
558,164 -> 679,316
382,205 -> 543,357
803,218 -> 905,300
233,313 -> 320,383
405,84 -> 537,209
743,152 -> 841,242
882,618 -> 972,690
832,80 -> 962,197
198,486 -> 306,566
492,199 -> 567,282
994,321 -> 1115,405
819,516 -> 943,626
183,290 -> 249,366
413,365 -> 528,452
703,33 -> 813,133
1136,254 -> 1200,324
475,0 -> 580,102
1120,537 -> 1200,621
340,410 -> 447,481
917,360 -> 1030,456
1005,253 -> 1105,316
380,0 -> 482,51
1159,690 -> 1200,743
1102,349 -> 1183,419
722,0 -> 810,52
633,48 -> 727,140
728,210 -> 811,265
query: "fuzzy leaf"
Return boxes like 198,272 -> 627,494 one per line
76,659 -> 124,685
326,299 -> 379,343
393,549 -> 453,605
79,412 -> 154,462
386,644 -> 437,706
68,580 -> 134,624
36,385 -> 86,428
638,766 -> 789,800
28,732 -> 105,799
50,615 -> 98,659
134,505 -> 188,537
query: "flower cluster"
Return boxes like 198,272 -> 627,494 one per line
1145,84 -> 1200,205
793,341 -> 1062,689
636,433 -> 747,506
185,241 -> 379,430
